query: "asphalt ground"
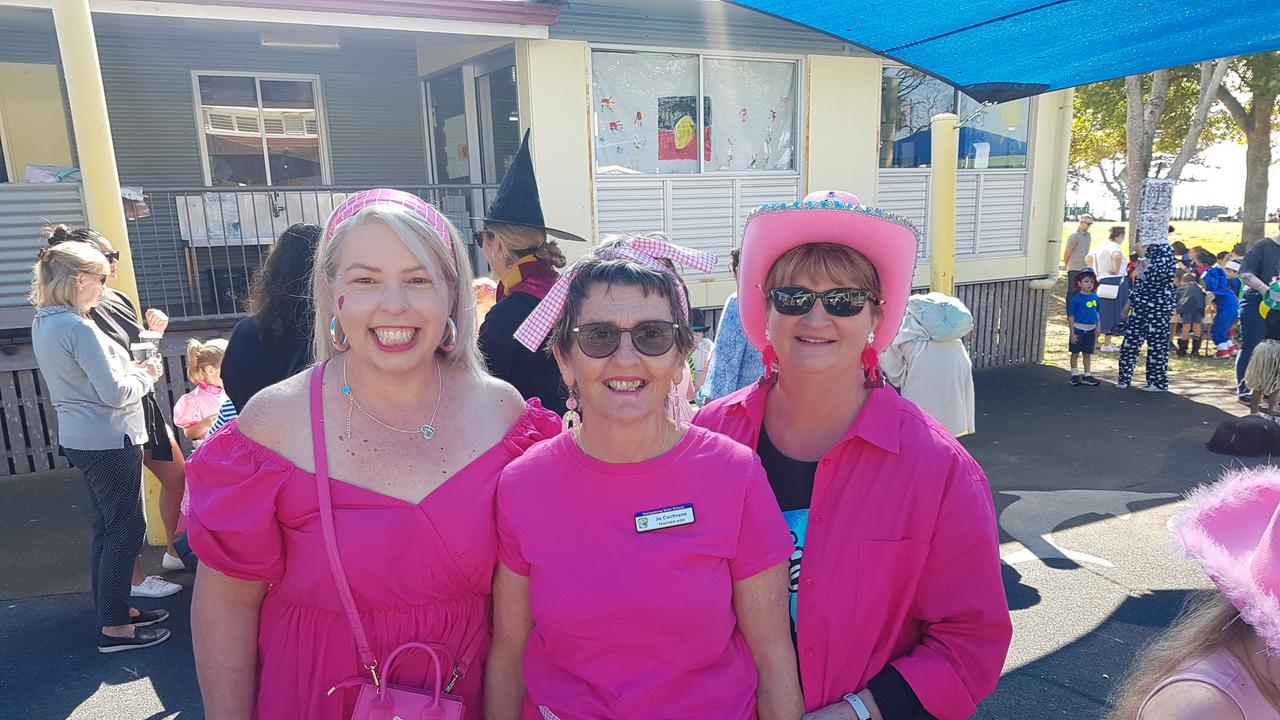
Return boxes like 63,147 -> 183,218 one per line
0,362 -> 1272,719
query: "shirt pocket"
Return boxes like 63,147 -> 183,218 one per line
853,539 -> 932,630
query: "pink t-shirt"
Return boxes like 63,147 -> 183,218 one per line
496,425 -> 793,720
173,382 -> 226,428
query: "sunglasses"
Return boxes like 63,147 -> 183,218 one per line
768,286 -> 880,317
472,230 -> 492,247
102,250 -> 121,262
571,321 -> 679,359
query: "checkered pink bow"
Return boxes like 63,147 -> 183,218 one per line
513,234 -> 717,352
322,188 -> 455,262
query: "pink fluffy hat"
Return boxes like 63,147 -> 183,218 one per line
737,190 -> 921,363
1169,466 -> 1280,651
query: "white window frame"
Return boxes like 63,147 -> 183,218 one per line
879,63 -> 1035,173
587,43 -> 805,179
191,70 -> 333,187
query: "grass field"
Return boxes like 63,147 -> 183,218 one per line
1061,220 -> 1248,256
1041,274 -> 1237,386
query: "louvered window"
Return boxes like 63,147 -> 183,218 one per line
195,74 -> 329,186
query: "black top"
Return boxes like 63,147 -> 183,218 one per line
758,422 -> 933,720
1241,238 -> 1280,297
478,293 -> 568,416
90,288 -> 173,460
758,423 -> 817,511
221,314 -> 312,412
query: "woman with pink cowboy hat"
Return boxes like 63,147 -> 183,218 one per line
1110,466 -> 1280,719
694,190 -> 1011,720
187,189 -> 559,719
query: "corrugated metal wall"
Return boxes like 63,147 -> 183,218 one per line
0,9 -> 56,64
553,1 -> 867,56
877,169 -> 1030,260
0,183 -> 86,328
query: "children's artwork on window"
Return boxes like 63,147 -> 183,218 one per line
703,58 -> 797,172
657,96 -> 711,162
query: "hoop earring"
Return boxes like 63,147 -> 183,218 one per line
329,315 -> 349,351
438,317 -> 458,353
563,386 -> 582,432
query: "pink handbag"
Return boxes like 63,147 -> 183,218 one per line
309,362 -> 476,720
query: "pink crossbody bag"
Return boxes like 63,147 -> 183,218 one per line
310,362 -> 477,720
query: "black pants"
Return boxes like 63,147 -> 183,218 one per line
64,445 -> 145,628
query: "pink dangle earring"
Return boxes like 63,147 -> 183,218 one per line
563,385 -> 582,432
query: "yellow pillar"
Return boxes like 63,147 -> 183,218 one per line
929,113 -> 958,296
52,0 -> 166,547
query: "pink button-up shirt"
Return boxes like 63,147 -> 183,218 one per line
694,378 -> 1011,720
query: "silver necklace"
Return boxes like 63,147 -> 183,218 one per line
342,357 -> 442,441
575,419 -> 673,461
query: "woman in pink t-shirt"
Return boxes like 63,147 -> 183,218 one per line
486,235 -> 803,720
694,191 -> 1011,720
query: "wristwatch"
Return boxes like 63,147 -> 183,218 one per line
843,691 -> 872,720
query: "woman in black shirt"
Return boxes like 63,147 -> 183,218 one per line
220,223 -> 320,411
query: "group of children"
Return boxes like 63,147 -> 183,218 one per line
1067,240 -> 1249,386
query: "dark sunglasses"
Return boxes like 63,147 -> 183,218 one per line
571,321 -> 679,359
768,286 -> 880,317
102,250 -> 121,262
472,230 -> 492,247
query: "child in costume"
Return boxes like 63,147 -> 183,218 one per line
1245,279 -> 1280,419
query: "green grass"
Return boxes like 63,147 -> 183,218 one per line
1062,220 -> 1247,256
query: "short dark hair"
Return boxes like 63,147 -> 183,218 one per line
1171,241 -> 1188,254
547,238 -> 696,359
1110,226 -> 1126,241
1217,250 -> 1230,262
1195,249 -> 1217,266
1074,269 -> 1098,289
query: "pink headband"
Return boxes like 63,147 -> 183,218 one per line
514,234 -> 717,352
323,188 -> 456,263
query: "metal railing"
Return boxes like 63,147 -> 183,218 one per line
127,183 -> 498,319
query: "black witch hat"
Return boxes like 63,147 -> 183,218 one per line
482,129 -> 586,242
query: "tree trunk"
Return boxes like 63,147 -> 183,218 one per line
1125,71 -> 1169,242
1098,161 -> 1128,219
1242,102 -> 1274,243
1168,60 -> 1231,180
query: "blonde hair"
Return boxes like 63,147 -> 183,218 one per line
765,243 -> 881,295
29,243 -> 109,311
312,205 -> 483,374
186,338 -> 229,384
1107,592 -> 1250,719
485,221 -> 567,269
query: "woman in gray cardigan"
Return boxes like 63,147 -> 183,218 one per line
30,242 -> 167,653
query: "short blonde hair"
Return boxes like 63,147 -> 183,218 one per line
765,243 -> 881,296
484,221 -> 567,270
312,205 -> 483,375
30,243 -> 109,311
186,338 -> 229,384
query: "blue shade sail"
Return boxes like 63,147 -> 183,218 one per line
728,0 -> 1280,102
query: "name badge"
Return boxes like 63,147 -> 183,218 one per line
634,503 -> 695,533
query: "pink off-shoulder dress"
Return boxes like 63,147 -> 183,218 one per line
186,400 -> 560,720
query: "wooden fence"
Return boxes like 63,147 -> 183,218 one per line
0,325 -> 233,477
954,278 -> 1048,368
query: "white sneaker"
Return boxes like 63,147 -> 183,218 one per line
131,575 -> 182,598
1141,385 -> 1167,393
161,552 -> 185,571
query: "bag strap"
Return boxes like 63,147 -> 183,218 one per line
309,362 -> 381,681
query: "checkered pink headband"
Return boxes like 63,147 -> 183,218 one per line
322,188 -> 456,263
513,234 -> 717,352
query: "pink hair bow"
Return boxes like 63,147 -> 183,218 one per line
323,188 -> 455,262
513,234 -> 717,352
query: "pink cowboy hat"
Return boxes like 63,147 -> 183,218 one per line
738,190 -> 920,356
1169,466 -> 1280,651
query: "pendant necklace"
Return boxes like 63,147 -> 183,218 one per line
342,357 -> 442,441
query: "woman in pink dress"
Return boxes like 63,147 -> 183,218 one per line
187,189 -> 559,720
